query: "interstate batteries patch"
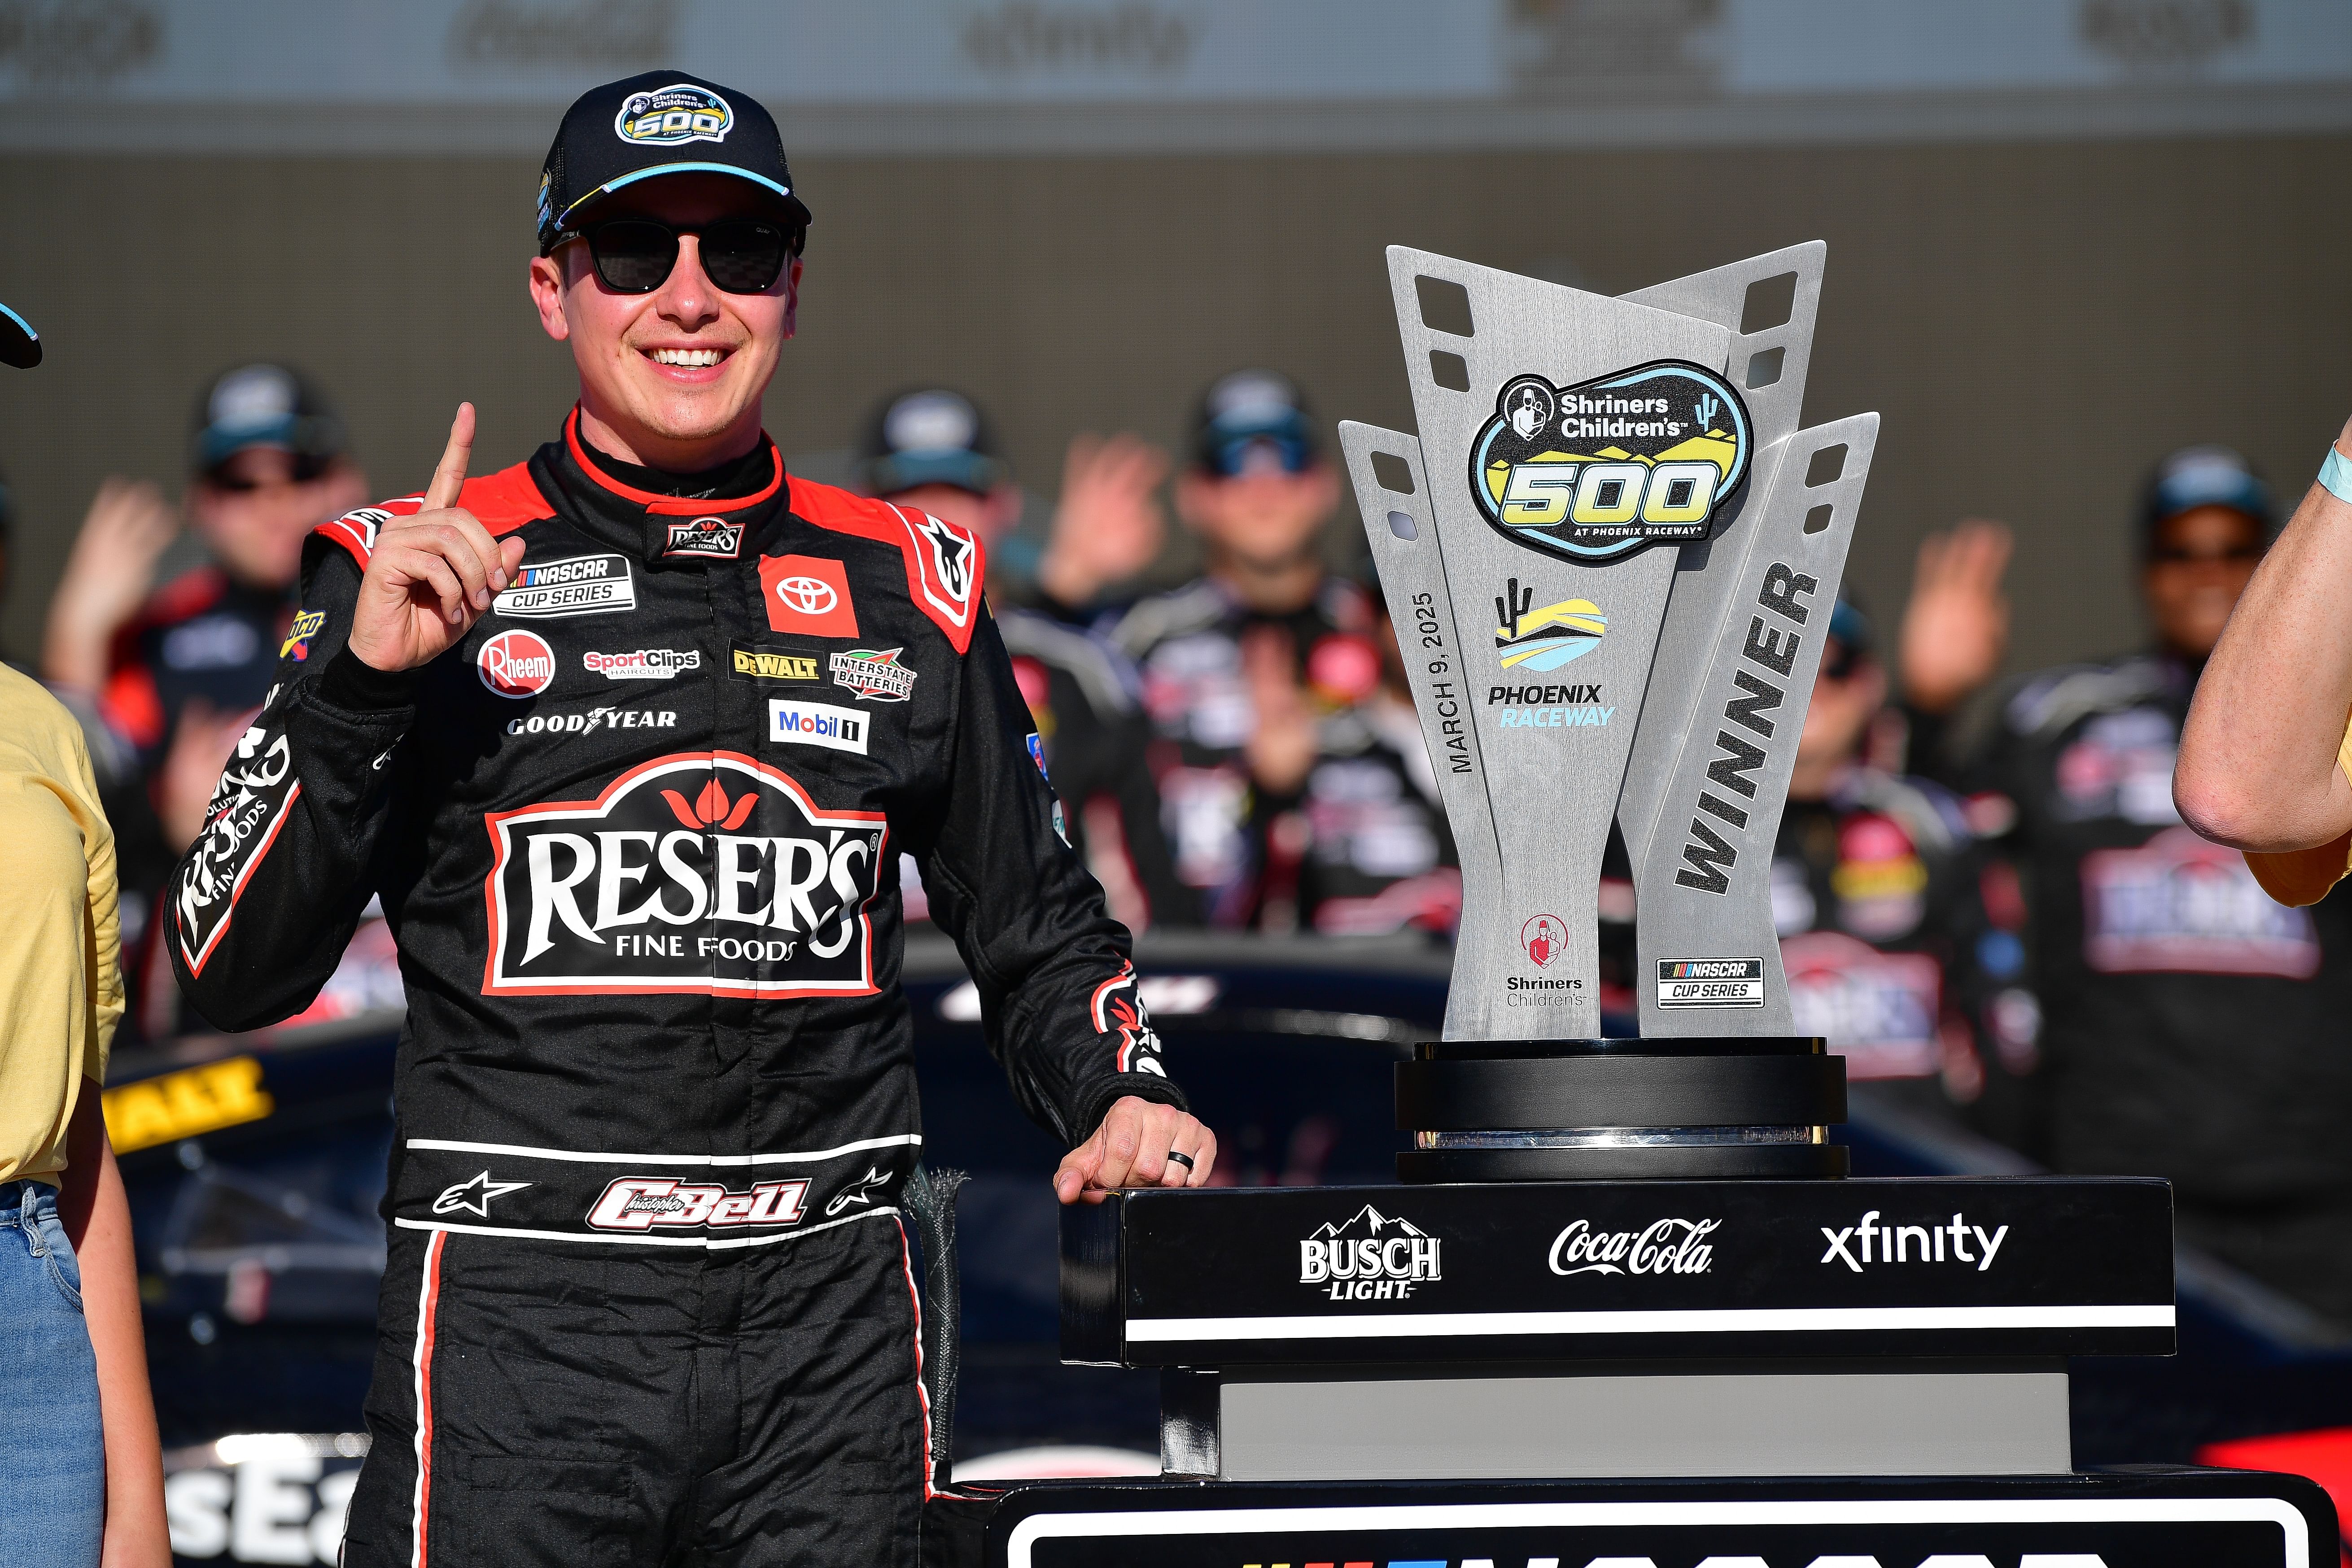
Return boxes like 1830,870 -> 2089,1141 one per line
1471,360 -> 1751,566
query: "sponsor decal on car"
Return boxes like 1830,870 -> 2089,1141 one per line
729,642 -> 820,682
584,648 -> 702,681
1298,1205 -> 1441,1301
768,699 -> 869,755
482,752 -> 887,998
1548,1216 -> 1719,1276
478,629 -> 557,697
1471,360 -> 1751,565
757,553 -> 859,638
495,552 -> 636,619
278,609 -> 326,661
587,1176 -> 810,1232
829,647 -> 916,702
663,516 -> 743,559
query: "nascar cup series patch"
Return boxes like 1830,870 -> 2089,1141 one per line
1471,360 -> 1751,566
614,83 -> 733,146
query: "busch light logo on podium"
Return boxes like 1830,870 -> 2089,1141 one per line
1471,361 -> 1752,565
1298,1205 -> 1441,1300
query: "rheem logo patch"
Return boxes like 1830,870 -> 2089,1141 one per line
478,630 -> 556,698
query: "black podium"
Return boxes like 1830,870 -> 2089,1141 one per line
916,1175 -> 2334,1567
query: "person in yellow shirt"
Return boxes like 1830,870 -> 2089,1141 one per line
2178,413 -> 2352,902
0,658 -> 169,1564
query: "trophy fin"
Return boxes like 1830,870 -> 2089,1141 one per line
1340,422 -> 1507,1043
1618,242 -> 1830,875
1635,411 -> 1881,1039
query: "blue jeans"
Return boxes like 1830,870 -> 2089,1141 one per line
0,1179 -> 104,1568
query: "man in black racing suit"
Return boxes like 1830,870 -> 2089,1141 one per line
167,71 -> 1213,1567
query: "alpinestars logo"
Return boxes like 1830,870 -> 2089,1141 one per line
1299,1205 -> 1441,1300
175,721 -> 299,977
824,1166 -> 894,1216
483,752 -> 887,998
664,517 -> 744,559
587,1176 -> 809,1232
432,1171 -> 530,1219
914,513 -> 975,603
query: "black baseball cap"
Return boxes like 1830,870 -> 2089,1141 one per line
1192,368 -> 1320,477
537,71 -> 812,254
2140,445 -> 2270,550
858,387 -> 1006,497
0,300 -> 37,369
191,363 -> 345,478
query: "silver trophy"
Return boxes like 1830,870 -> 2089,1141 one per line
1342,244 -> 1879,1179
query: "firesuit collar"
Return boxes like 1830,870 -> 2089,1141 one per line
547,406 -> 791,567
576,424 -> 775,502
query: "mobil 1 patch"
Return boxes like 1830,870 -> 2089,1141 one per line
769,699 -> 869,756
1657,957 -> 1766,1008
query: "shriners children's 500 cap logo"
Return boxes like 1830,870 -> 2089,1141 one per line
1471,359 -> 1751,567
614,83 -> 734,147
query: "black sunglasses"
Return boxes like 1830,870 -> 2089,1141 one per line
565,218 -> 797,296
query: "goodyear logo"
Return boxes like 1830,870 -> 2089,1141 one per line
102,1057 -> 273,1154
614,83 -> 733,147
1470,359 -> 1751,566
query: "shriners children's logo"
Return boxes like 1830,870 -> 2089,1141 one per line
1471,359 -> 1751,566
614,83 -> 734,147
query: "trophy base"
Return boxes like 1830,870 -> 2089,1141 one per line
1395,1036 -> 1848,1183
1398,1139 -> 1848,1182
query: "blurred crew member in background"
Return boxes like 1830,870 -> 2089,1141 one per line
1112,370 -> 1453,933
1905,446 -> 2352,1324
39,366 -> 367,1039
858,386 -> 1194,928
1775,599 -> 2027,1137
163,71 -> 1212,1566
0,299 -> 170,1568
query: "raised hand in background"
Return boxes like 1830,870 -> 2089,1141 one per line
1036,431 -> 1170,609
41,479 -> 180,694
1900,518 -> 2015,716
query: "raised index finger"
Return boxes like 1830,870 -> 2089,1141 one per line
423,402 -> 477,513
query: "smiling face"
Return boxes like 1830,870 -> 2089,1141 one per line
528,172 -> 801,471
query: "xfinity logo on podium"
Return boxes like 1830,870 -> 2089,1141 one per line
1298,1205 -> 1441,1299
1548,1216 -> 1719,1277
1821,1209 -> 2011,1273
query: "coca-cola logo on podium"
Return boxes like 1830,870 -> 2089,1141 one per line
1548,1217 -> 1720,1277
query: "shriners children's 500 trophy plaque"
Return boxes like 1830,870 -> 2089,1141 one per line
967,247 -> 2331,1568
1342,240 -> 1877,1181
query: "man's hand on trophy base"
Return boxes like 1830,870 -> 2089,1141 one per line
350,403 -> 527,673
1055,1096 -> 1218,1204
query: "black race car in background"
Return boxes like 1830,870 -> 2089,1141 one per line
110,929 -> 2352,1564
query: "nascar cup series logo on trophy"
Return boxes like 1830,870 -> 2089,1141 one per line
1343,242 -> 1880,1179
